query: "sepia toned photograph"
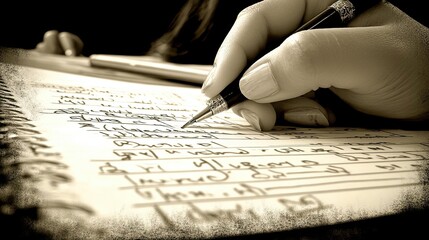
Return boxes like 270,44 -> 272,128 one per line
1,0 -> 428,239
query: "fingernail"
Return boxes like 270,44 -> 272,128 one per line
239,109 -> 262,131
283,108 -> 329,127
201,65 -> 216,93
64,49 -> 76,56
239,63 -> 279,100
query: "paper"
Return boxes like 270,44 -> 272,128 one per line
1,63 -> 428,239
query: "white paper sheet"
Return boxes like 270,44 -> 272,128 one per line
2,63 -> 428,239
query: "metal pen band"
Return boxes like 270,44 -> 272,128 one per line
330,0 -> 356,22
207,95 -> 228,115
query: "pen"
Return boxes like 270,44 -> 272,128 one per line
181,0 -> 380,129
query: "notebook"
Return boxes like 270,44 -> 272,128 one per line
1,61 -> 428,239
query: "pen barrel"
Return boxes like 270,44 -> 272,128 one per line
295,8 -> 343,32
219,78 -> 247,108
295,0 -> 381,32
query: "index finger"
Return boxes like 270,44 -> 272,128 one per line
201,0 -> 336,98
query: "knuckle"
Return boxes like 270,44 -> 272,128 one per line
58,32 -> 70,39
236,2 -> 264,20
281,31 -> 319,79
44,30 -> 59,39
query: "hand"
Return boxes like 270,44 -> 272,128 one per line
201,0 -> 429,130
34,30 -> 84,56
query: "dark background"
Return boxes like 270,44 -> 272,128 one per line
0,0 -> 427,63
0,1 -> 189,56
0,0 -> 258,64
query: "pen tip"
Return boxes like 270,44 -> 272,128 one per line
181,119 -> 195,129
181,105 -> 211,129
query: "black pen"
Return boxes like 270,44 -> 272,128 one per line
181,0 -> 380,129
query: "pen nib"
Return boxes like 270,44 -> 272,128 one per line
181,119 -> 196,129
181,105 -> 212,129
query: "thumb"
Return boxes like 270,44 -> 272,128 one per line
238,25 -> 392,104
